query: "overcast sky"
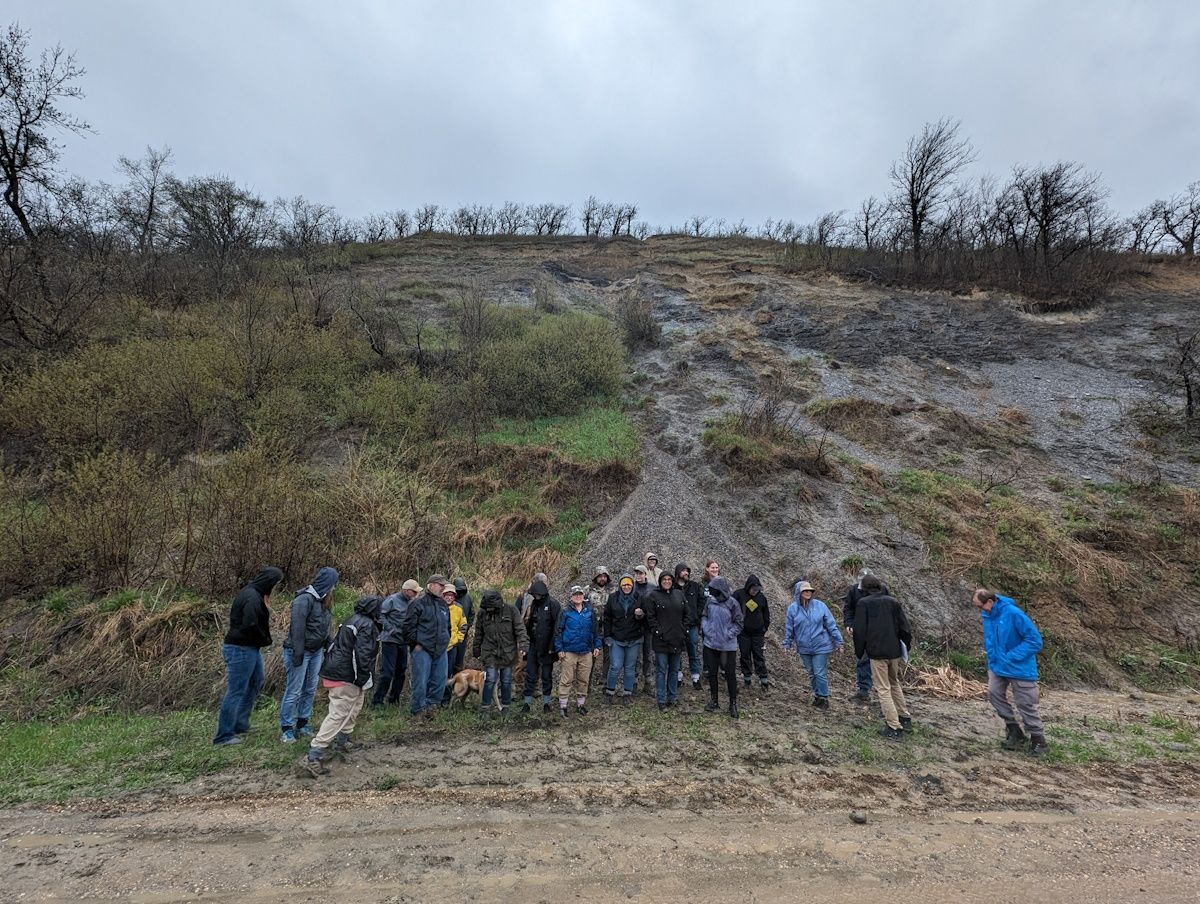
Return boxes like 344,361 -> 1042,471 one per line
13,1 -> 1200,228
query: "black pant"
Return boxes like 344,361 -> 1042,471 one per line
639,627 -> 654,689
738,633 -> 768,682
704,647 -> 739,704
450,639 -> 467,675
372,642 -> 408,705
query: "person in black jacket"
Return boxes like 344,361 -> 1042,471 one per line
645,572 -> 688,709
520,579 -> 561,714
214,567 -> 283,745
603,573 -> 645,704
449,577 -> 475,677
843,569 -> 888,703
280,566 -> 339,743
632,566 -> 655,695
735,574 -> 771,690
675,563 -> 705,689
298,595 -> 382,777
371,579 -> 420,707
852,575 -> 913,740
402,574 -> 451,718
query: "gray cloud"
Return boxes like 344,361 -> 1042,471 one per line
14,0 -> 1200,226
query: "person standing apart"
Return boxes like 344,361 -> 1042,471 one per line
554,585 -> 602,717
472,589 -> 521,719
371,579 -> 419,707
403,574 -> 451,719
603,574 -> 645,705
214,567 -> 283,745
973,588 -> 1048,757
852,576 -> 913,740
701,577 -> 744,719
735,574 -> 772,690
782,581 -> 844,709
297,595 -> 382,777
280,566 -> 338,743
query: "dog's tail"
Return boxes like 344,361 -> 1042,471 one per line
445,676 -> 456,688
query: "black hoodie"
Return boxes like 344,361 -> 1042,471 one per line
224,567 -> 283,648
320,596 -> 383,687
734,573 -> 771,636
523,579 -> 562,658
674,563 -> 704,628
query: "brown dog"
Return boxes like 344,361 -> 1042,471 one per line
445,669 -> 486,707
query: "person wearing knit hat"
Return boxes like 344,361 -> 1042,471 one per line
371,578 -> 421,707
603,573 -> 645,704
280,566 -> 339,743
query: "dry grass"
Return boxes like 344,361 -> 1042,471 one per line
908,664 -> 987,699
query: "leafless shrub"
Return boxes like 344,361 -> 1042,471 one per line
613,284 -> 660,349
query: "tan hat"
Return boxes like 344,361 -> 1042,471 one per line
796,581 -> 815,593
441,584 -> 458,597
402,579 -> 421,593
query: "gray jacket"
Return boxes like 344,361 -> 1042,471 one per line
378,592 -> 411,644
285,590 -> 333,664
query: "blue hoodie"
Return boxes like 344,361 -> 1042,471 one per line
981,595 -> 1043,681
783,583 -> 844,655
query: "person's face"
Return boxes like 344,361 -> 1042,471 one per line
597,574 -> 609,586
679,569 -> 690,582
404,588 -> 418,599
706,562 -> 720,578
429,581 -> 445,595
442,591 -> 457,605
661,575 -> 673,590
972,592 -> 993,612
635,573 -> 647,584
572,592 -> 585,607
620,579 -> 634,593
647,557 -> 658,568
801,590 -> 813,602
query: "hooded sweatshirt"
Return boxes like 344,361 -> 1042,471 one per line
588,567 -> 612,614
320,595 -> 382,687
224,567 -> 283,648
472,590 -> 521,667
783,582 -> 843,655
674,563 -> 705,629
734,574 -> 771,636
523,579 -> 562,658
644,554 -> 663,586
285,566 -> 338,663
981,595 -> 1043,681
453,578 -> 475,630
645,572 -> 688,654
604,575 -> 645,643
701,577 -> 743,652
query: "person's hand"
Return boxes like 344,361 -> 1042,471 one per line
634,608 -> 644,618
845,626 -> 854,636
413,644 -> 423,654
592,649 -> 601,658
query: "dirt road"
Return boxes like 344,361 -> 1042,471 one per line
3,795 -> 1198,903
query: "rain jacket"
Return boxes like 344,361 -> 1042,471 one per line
981,595 -> 1043,681
645,573 -> 688,654
224,567 -> 282,648
523,580 -> 562,658
783,583 -> 844,655
701,578 -> 744,652
852,591 -> 912,661
472,590 -> 521,667
447,601 -> 467,650
402,590 -> 451,653
378,591 -> 412,645
320,596 -> 382,687
453,578 -> 475,631
554,602 -> 602,654
674,563 -> 704,628
603,577 -> 645,643
734,574 -> 771,637
285,565 -> 338,665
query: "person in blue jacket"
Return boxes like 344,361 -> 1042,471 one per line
553,585 -> 602,718
973,587 -> 1047,757
783,581 -> 844,709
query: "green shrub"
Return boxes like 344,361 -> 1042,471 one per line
336,367 -> 437,441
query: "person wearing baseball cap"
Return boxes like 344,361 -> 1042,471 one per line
439,582 -> 467,703
553,585 -> 602,717
370,579 -> 422,707
402,574 -> 452,718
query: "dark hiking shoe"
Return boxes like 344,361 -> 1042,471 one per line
729,702 -> 740,720
576,704 -> 588,715
295,754 -> 327,778
658,702 -> 667,711
814,697 -> 830,710
604,693 -> 615,706
879,726 -> 904,741
692,677 -> 701,690
520,702 -> 531,715
332,733 -> 357,752
1002,721 -> 1028,751
666,699 -> 676,707
849,691 -> 871,704
543,702 -> 552,714
213,736 -> 243,746
743,676 -> 752,687
899,716 -> 913,730
1028,734 -> 1049,757
621,695 -> 632,707
705,698 -> 719,713
560,707 -> 569,719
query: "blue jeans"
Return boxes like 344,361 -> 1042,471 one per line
799,652 -> 831,699
214,644 -> 264,743
856,650 -> 873,695
606,639 -> 641,694
372,642 -> 408,705
656,651 -> 682,704
483,665 -> 513,708
280,647 -> 323,730
522,648 -> 554,704
686,627 -> 701,678
409,647 -> 449,714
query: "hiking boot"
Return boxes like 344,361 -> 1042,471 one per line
332,733 -> 358,753
743,676 -> 752,687
521,702 -> 531,715
1001,721 -> 1028,751
666,699 -> 676,707
621,695 -> 632,707
295,753 -> 327,778
879,726 -> 904,741
849,691 -> 871,704
213,736 -> 243,746
280,729 -> 297,744
899,716 -> 913,730
560,707 -> 569,719
692,677 -> 701,690
604,693 -> 615,706
543,702 -> 552,714
297,724 -> 313,738
729,702 -> 740,720
577,704 -> 588,715
498,706 -> 510,720
1028,734 -> 1049,757
814,697 -> 830,710
658,702 -> 667,711
705,698 -> 719,713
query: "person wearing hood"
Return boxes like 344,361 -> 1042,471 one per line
472,589 -> 521,718
645,571 -> 688,709
371,579 -> 420,707
735,574 -> 772,690
588,566 -> 613,673
514,572 -> 548,618
403,574 -> 452,718
644,553 -> 663,585
783,581 -> 844,708
554,586 -> 602,717
632,565 -> 655,695
974,588 -> 1048,757
853,575 -> 913,740
449,577 -> 475,676
843,569 -> 889,704
439,583 -> 469,703
701,577 -> 744,719
297,595 -> 382,778
280,566 -> 338,743
603,573 -> 645,704
521,578 -> 562,714
214,567 -> 283,745
674,563 -> 705,689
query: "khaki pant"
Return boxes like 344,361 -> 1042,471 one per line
557,651 -> 593,702
987,669 -> 1045,734
313,683 -> 365,750
870,658 -> 910,730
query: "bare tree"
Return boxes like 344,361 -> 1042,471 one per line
273,195 -> 337,249
1174,330 -> 1198,422
889,117 -> 976,268
388,208 -> 411,238
414,203 -> 440,233
1010,162 -> 1106,275
581,195 -> 600,236
112,145 -> 173,254
527,202 -> 570,236
1126,205 -> 1164,254
165,175 -> 269,298
1153,181 -> 1200,256
496,201 -> 526,235
359,212 -> 390,243
852,196 -> 885,251
688,214 -> 709,237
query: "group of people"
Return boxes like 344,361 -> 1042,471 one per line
212,554 -> 1052,777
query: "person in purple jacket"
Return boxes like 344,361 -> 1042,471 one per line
700,577 -> 744,719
